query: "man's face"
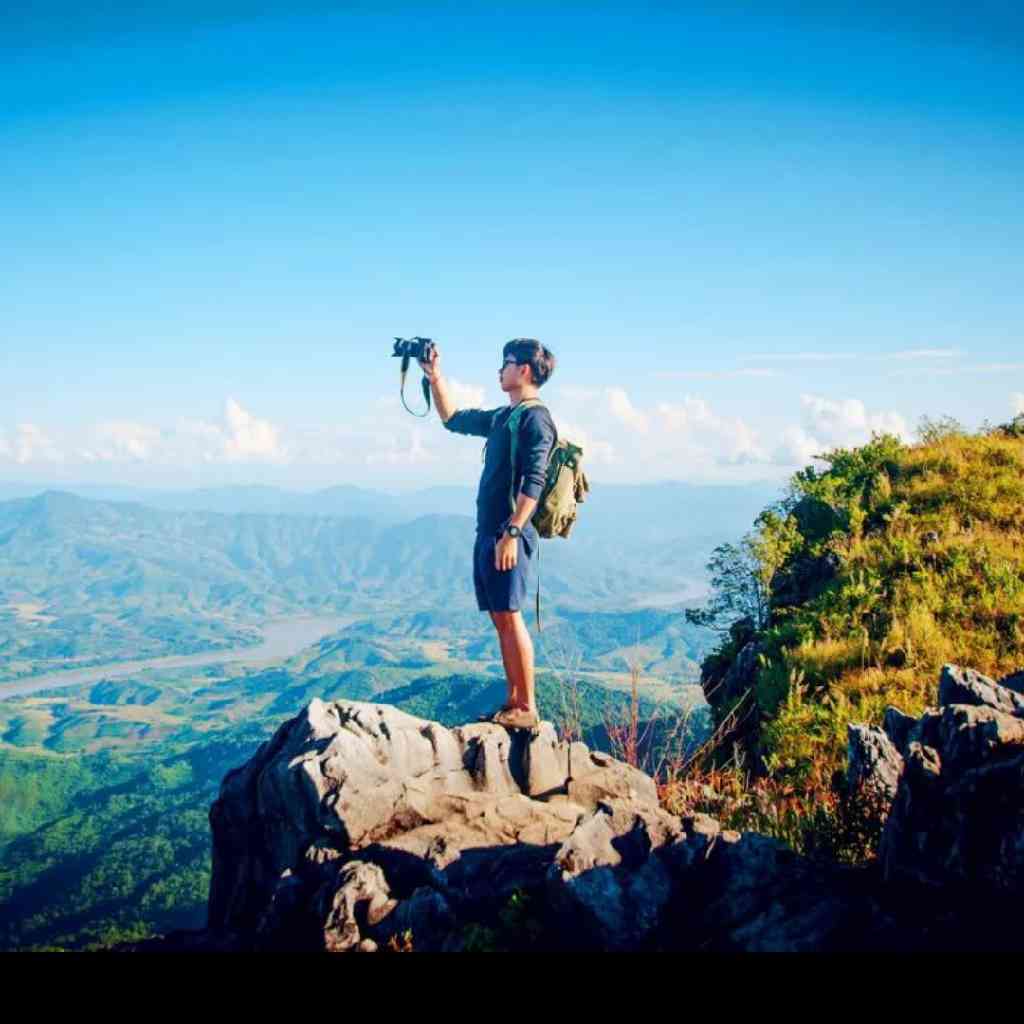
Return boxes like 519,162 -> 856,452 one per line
498,355 -> 530,391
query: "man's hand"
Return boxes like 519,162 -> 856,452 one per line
495,533 -> 518,572
418,345 -> 441,382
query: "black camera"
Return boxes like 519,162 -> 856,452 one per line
392,336 -> 435,417
392,336 -> 435,364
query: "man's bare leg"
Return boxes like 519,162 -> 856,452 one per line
490,610 -> 536,713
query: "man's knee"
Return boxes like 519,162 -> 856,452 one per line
490,610 -> 521,634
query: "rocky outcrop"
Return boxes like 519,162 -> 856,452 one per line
201,700 -> 674,951
847,723 -> 904,818
700,629 -> 764,768
877,666 -> 1024,897
119,662 -> 1024,952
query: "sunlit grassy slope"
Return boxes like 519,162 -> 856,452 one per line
706,417 -> 1024,785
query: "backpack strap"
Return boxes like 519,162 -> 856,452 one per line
506,398 -> 545,514
505,398 -> 545,632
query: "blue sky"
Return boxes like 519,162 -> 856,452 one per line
2,2 -> 1022,491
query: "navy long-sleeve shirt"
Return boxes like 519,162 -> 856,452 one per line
444,402 -> 557,535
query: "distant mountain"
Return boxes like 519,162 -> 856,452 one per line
0,482 -> 779,678
0,483 -> 411,521
0,492 -> 711,628
0,479 -> 780,539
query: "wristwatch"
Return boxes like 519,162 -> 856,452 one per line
504,524 -> 522,539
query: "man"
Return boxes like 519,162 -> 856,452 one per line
419,339 -> 557,730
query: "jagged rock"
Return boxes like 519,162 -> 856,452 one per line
701,639 -> 764,765
545,799 -> 682,951
143,660 -> 1024,953
881,697 -> 1024,896
938,664 -> 1024,719
847,724 -> 904,811
998,669 -> 1024,696
662,825 -> 894,952
206,699 -> 666,951
882,706 -> 918,755
525,723 -> 569,796
937,704 -> 1024,775
318,861 -> 398,953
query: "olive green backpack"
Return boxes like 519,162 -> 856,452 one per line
504,398 -> 590,628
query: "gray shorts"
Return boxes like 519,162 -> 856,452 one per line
472,527 -> 538,613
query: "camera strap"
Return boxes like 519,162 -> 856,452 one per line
399,354 -> 432,417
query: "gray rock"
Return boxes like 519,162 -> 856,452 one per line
668,829 -> 880,952
524,723 -> 570,797
938,664 -> 1024,718
191,665 -> 1024,954
882,706 -> 918,755
847,724 -> 904,805
880,670 -> 1024,896
318,861 -> 398,953
938,704 -> 1024,775
545,799 -> 682,950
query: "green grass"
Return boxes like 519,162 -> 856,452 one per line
687,417 -> 1024,859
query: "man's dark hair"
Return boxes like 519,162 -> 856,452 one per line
503,338 -> 556,388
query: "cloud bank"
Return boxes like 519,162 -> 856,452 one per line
0,387 -> 924,486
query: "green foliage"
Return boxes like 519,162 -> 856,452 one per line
998,413 -> 1024,439
685,537 -> 772,634
0,723 -> 269,951
689,424 -> 1024,863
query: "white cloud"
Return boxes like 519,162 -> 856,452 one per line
770,394 -> 910,466
799,394 -> 910,445
655,397 -> 768,465
0,385 -> 918,487
446,377 -> 486,410
7,423 -> 64,465
556,419 -> 616,465
78,421 -> 162,463
1012,393 -> 1024,415
773,426 -> 824,467
365,427 -> 439,466
171,399 -> 288,465
223,398 -> 285,461
606,387 -> 650,434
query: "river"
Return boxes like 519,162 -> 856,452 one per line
0,615 -> 357,701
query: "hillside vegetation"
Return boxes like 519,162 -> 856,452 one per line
0,488 -> 740,681
677,416 -> 1024,855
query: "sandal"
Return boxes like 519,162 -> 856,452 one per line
491,706 -> 540,730
477,703 -> 516,722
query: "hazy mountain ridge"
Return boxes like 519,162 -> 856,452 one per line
0,483 -> 775,680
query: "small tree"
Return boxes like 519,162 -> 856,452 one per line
685,535 -> 772,635
917,414 -> 965,444
998,413 -> 1024,439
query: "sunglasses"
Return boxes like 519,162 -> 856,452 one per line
500,358 -> 520,371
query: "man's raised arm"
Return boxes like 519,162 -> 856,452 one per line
418,346 -> 456,424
